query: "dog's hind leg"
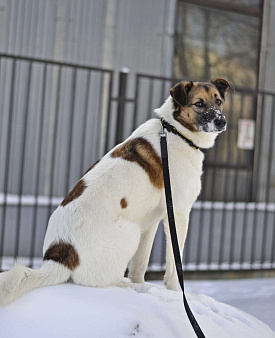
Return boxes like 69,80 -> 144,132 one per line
72,217 -> 141,287
128,223 -> 159,283
0,260 -> 71,306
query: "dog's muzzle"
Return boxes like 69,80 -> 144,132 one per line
198,107 -> 227,133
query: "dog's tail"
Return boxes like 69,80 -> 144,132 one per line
0,260 -> 71,306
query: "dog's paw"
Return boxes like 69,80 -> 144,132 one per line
164,275 -> 180,292
115,281 -> 131,288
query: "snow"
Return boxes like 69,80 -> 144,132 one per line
0,280 -> 274,338
184,278 -> 275,332
2,192 -> 275,211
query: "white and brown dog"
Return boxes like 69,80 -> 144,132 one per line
0,78 -> 233,305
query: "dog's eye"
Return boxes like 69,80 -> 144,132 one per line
194,102 -> 204,108
216,99 -> 222,106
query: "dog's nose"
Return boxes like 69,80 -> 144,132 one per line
214,115 -> 226,129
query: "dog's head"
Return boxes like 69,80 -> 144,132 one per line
169,78 -> 234,133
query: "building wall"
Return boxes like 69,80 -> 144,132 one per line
0,0 -> 176,196
0,0 -> 176,77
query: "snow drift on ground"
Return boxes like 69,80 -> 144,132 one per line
184,277 -> 275,332
1,281 -> 274,338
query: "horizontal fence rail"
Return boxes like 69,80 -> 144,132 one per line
0,55 -> 275,274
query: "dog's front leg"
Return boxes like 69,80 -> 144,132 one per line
163,213 -> 189,291
128,224 -> 159,283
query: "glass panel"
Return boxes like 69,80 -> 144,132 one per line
174,3 -> 261,88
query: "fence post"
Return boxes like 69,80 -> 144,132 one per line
115,68 -> 129,144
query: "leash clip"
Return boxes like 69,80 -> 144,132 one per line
159,118 -> 167,138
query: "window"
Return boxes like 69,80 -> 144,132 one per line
174,0 -> 262,88
173,0 -> 263,202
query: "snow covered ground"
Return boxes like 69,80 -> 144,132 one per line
184,277 -> 275,332
0,278 -> 274,338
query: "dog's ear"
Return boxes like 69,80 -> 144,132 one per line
170,81 -> 194,107
211,78 -> 234,99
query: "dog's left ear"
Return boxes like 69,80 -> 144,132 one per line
211,78 -> 234,99
170,81 -> 194,107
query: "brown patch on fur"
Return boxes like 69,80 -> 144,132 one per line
61,179 -> 86,206
111,138 -> 164,189
173,109 -> 198,132
120,198 -> 128,208
84,159 -> 100,175
170,81 -> 193,107
211,78 -> 234,99
43,241 -> 80,270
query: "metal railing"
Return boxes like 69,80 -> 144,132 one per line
0,55 -> 274,272
131,73 -> 275,271
0,54 -> 113,269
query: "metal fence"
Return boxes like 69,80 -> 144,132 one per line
0,54 -> 275,272
0,54 -> 113,269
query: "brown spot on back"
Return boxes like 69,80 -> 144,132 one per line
120,198 -> 128,208
43,241 -> 80,271
61,179 -> 86,206
84,159 -> 100,175
111,138 -> 163,189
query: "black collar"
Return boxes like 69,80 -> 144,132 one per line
160,118 -> 200,150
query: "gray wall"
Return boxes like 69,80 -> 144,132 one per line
0,0 -> 176,197
0,0 -> 175,76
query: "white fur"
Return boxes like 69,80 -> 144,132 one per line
0,96 -> 220,305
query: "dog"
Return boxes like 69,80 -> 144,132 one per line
0,78 -> 233,305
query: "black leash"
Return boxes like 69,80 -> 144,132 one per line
159,125 -> 205,338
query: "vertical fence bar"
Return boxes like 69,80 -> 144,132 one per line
250,93 -> 265,265
46,66 -> 62,229
218,92 -> 234,267
115,69 -> 129,145
104,72 -> 114,153
0,59 -> 16,269
132,74 -> 140,132
229,94 -> 245,266
146,79 -> 154,120
239,92 -> 258,266
64,67 -> 77,195
14,61 -> 33,257
271,207 -> 275,266
29,63 -> 47,267
160,80 -> 166,104
260,95 -> 275,266
96,72 -> 105,160
80,70 -> 91,175
271,96 -> 275,267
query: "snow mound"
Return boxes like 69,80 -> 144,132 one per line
0,281 -> 274,338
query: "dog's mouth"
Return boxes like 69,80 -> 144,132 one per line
196,107 -> 227,133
